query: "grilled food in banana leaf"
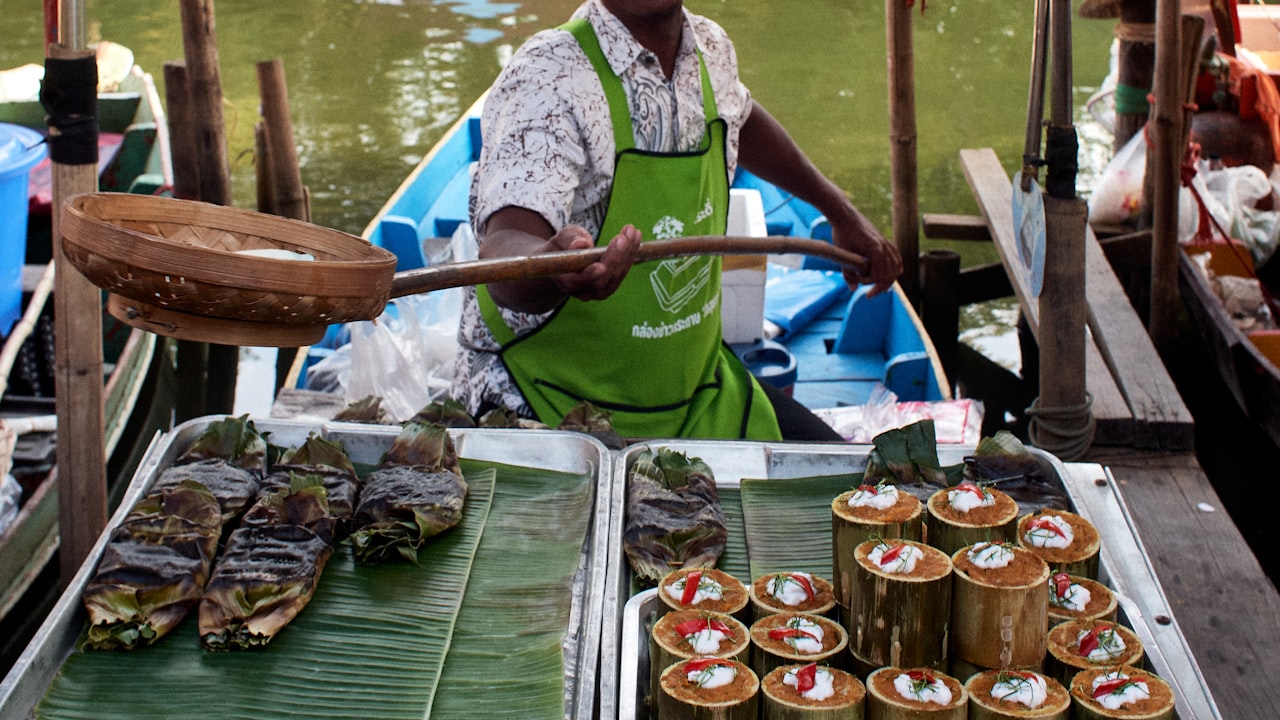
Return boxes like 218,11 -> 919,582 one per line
350,421 -> 467,563
260,434 -> 360,528
81,480 -> 222,650
624,446 -> 727,584
198,477 -> 334,650
151,415 -> 268,523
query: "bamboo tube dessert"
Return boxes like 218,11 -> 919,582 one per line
749,571 -> 837,620
964,669 -> 1071,720
1068,666 -> 1176,720
831,481 -> 924,610
1016,509 -> 1101,579
1046,572 -> 1118,626
865,666 -> 967,719
949,541 -> 1051,670
749,612 -> 847,677
659,567 -> 750,618
1044,619 -> 1144,688
846,538 -> 952,669
925,481 -> 1019,556
761,663 -> 866,720
656,657 -> 760,720
651,609 -> 751,709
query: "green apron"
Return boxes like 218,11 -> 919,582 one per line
477,18 -> 780,440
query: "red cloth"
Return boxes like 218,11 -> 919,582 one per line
26,132 -> 122,215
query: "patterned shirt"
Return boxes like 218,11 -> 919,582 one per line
450,0 -> 753,418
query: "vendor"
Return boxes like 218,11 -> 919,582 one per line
449,0 -> 901,441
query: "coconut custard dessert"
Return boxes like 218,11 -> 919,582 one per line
749,571 -> 837,620
949,541 -> 1051,670
964,669 -> 1071,719
658,567 -> 749,618
831,481 -> 923,610
865,666 -> 967,719
1016,509 -> 1101,579
657,657 -> 760,720
1046,571 -> 1118,626
925,481 -> 1019,556
749,612 -> 847,677
1069,666 -> 1176,720
847,538 -> 953,670
1045,618 -> 1144,687
761,663 -> 866,719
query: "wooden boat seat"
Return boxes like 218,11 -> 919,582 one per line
377,160 -> 476,271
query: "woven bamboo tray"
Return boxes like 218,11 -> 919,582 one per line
61,193 -> 398,327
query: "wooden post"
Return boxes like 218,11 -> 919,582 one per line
919,250 -> 959,395
178,0 -> 237,414
1115,0 -> 1158,153
886,0 -> 920,302
46,27 -> 107,583
1147,0 -> 1183,351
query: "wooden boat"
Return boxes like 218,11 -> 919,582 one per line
0,42 -> 175,659
285,93 -> 950,420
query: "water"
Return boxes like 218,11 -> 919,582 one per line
2,0 -> 1117,395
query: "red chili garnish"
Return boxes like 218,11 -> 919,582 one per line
768,627 -> 819,642
1052,572 -> 1073,597
1092,677 -> 1132,699
795,663 -> 818,693
1078,624 -> 1111,656
956,481 -> 985,498
675,618 -> 734,639
857,484 -> 878,495
1028,516 -> 1068,539
789,573 -> 815,600
684,657 -> 734,674
1005,670 -> 1036,681
680,570 -> 703,606
907,669 -> 935,683
879,543 -> 907,565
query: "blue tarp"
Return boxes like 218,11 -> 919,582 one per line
763,264 -> 852,337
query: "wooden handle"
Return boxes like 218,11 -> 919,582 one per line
388,235 -> 868,299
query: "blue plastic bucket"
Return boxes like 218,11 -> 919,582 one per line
0,123 -> 46,336
734,339 -> 798,395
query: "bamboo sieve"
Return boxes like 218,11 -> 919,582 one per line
61,193 -> 868,347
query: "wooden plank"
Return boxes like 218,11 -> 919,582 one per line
1083,226 -> 1195,450
1088,448 -> 1280,720
922,213 -> 991,241
959,148 -> 1134,446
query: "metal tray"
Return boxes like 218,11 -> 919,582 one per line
0,418 -> 611,720
597,441 -> 1220,720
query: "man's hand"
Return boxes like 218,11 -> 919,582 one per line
830,209 -> 901,298
549,224 -> 642,301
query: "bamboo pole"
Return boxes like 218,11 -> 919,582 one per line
1115,0 -> 1158,153
1147,0 -> 1184,350
886,0 -> 919,302
47,4 -> 107,585
255,59 -> 307,222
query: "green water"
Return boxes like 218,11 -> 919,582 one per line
1,0 -> 1115,253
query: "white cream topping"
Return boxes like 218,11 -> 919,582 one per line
767,572 -> 815,606
990,672 -> 1048,708
1023,514 -> 1074,549
894,672 -> 952,705
665,575 -> 724,605
869,542 -> 922,574
1049,579 -> 1092,612
777,617 -> 825,654
1090,670 -> 1151,710
1078,626 -> 1127,662
684,626 -> 730,655
848,483 -> 898,510
688,663 -> 737,689
784,666 -> 835,701
948,484 -> 995,512
967,541 -> 1015,569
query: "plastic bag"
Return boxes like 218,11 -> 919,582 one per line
1205,164 -> 1280,266
0,473 -> 19,537
1088,130 -> 1147,225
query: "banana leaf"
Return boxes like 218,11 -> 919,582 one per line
739,475 -> 859,580
623,447 -> 727,583
150,459 -> 261,525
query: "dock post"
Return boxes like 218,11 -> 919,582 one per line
919,249 -> 959,393
886,0 -> 920,302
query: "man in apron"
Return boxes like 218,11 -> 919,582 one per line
450,0 -> 902,441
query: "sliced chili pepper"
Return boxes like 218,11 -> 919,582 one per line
1052,572 -> 1073,598
795,663 -> 818,693
857,484 -> 879,495
1028,516 -> 1068,539
680,570 -> 703,606
879,543 -> 907,565
1092,677 -> 1133,699
787,573 -> 815,600
956,481 -> 986,498
684,657 -> 734,674
1077,624 -> 1111,656
906,669 -> 935,683
675,618 -> 734,639
768,626 -> 818,642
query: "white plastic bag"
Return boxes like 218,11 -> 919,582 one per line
1088,130 -> 1147,225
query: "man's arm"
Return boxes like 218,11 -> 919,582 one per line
737,100 -> 902,295
479,206 -> 642,313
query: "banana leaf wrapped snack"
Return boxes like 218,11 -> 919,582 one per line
350,421 -> 468,563
624,446 -> 727,584
198,475 -> 334,650
150,415 -> 268,524
260,434 -> 360,533
81,480 -> 222,649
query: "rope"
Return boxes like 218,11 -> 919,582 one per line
1114,21 -> 1156,43
1026,392 -> 1096,461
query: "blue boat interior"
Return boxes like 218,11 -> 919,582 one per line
307,113 -> 944,409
